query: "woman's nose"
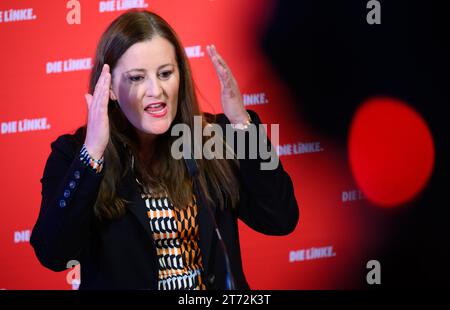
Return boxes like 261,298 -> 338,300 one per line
145,77 -> 163,98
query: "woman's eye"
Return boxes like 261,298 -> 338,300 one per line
159,71 -> 173,79
129,75 -> 144,82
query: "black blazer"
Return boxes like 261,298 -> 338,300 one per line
30,110 -> 299,289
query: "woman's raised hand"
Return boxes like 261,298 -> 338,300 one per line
84,64 -> 111,160
206,45 -> 249,125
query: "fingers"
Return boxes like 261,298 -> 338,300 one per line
84,93 -> 93,109
207,45 -> 228,88
89,64 -> 111,111
207,45 -> 230,72
206,45 -> 221,72
93,64 -> 107,95
100,70 -> 111,107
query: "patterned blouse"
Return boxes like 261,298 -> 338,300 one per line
140,192 -> 206,290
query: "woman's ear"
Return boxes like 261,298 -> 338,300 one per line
110,88 -> 118,101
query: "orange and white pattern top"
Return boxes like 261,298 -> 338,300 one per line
141,192 -> 206,290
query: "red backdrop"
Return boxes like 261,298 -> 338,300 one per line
0,0 -> 398,289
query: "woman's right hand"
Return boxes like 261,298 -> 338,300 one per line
84,64 -> 111,160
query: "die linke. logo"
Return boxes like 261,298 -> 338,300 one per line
0,8 -> 36,23
1,117 -> 51,135
46,58 -> 92,74
185,45 -> 204,59
342,189 -> 365,203
277,141 -> 323,157
14,230 -> 31,244
289,245 -> 336,262
99,0 -> 149,13
243,93 -> 268,106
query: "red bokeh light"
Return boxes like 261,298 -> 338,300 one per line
348,97 -> 435,207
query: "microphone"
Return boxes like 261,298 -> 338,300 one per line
184,156 -> 236,290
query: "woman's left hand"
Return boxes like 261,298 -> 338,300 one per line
206,45 -> 249,124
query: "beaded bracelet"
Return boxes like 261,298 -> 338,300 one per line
230,111 -> 252,130
80,143 -> 104,173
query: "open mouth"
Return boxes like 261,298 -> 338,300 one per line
144,102 -> 168,118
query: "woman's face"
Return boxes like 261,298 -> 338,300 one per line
110,36 -> 180,142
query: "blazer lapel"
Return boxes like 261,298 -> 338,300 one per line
117,170 -> 153,240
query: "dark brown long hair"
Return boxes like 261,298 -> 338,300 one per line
86,10 -> 240,219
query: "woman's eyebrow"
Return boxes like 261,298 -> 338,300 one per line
124,68 -> 146,74
158,63 -> 175,70
124,64 -> 175,74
